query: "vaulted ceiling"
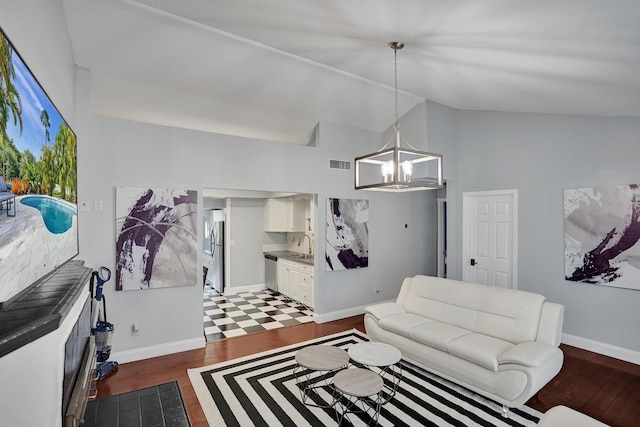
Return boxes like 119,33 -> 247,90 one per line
62,0 -> 640,144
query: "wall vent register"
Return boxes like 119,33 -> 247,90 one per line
329,160 -> 351,170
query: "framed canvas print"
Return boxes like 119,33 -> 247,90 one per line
115,187 -> 198,291
564,184 -> 640,290
326,198 -> 369,271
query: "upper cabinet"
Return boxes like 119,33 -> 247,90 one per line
264,197 -> 306,232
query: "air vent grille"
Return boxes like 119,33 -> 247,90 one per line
329,160 -> 351,170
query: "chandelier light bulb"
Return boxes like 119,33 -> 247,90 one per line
401,161 -> 413,182
381,161 -> 394,182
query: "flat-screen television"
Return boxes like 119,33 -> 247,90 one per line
0,27 -> 78,304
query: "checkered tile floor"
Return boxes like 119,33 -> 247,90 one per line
203,287 -> 314,342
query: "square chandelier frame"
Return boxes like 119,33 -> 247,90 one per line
355,145 -> 443,192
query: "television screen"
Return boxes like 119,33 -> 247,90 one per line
0,27 -> 78,304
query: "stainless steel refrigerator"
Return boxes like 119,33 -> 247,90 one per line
205,209 -> 225,293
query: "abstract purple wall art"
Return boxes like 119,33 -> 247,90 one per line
115,187 -> 198,291
325,198 -> 369,271
564,184 -> 640,290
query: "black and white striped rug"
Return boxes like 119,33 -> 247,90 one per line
188,330 -> 542,426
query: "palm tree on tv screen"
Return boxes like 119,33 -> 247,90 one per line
0,33 -> 23,180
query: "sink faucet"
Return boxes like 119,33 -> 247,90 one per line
298,234 -> 312,256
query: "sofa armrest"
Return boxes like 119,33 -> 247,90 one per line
498,342 -> 558,368
536,302 -> 564,347
364,302 -> 406,321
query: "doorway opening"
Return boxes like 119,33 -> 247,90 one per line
201,188 -> 316,342
437,197 -> 447,278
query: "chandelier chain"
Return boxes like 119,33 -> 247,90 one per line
394,45 -> 399,126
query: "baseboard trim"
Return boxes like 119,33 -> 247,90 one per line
313,299 -> 395,324
314,305 -> 367,324
111,337 -> 206,364
562,333 -> 640,365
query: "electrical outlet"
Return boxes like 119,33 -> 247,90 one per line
131,323 -> 140,336
375,286 -> 380,294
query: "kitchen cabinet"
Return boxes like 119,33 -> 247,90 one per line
277,259 -> 299,298
264,197 -> 306,232
277,261 -> 289,296
277,259 -> 313,308
298,264 -> 314,307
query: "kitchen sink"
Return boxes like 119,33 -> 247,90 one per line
287,253 -> 313,259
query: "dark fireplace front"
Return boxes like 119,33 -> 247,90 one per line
63,295 -> 97,426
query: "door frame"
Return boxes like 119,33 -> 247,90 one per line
462,189 -> 518,288
436,197 -> 447,278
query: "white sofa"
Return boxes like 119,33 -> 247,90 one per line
364,275 -> 564,415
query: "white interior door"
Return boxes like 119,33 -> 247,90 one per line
463,190 -> 518,288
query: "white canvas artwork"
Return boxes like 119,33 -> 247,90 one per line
564,184 -> 640,290
115,187 -> 198,291
326,198 -> 369,271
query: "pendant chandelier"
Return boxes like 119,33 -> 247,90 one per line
355,42 -> 443,192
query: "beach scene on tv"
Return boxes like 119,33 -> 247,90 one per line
0,30 -> 78,303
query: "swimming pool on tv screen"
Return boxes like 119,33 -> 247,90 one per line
20,196 -> 77,234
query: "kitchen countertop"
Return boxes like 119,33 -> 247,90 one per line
264,250 -> 314,265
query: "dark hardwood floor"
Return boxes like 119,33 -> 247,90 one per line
96,315 -> 640,426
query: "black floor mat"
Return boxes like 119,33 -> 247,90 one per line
83,381 -> 191,427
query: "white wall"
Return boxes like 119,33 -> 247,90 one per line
450,110 -> 640,355
73,61 -> 437,356
226,197 -> 284,289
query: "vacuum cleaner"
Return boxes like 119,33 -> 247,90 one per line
90,267 -> 119,379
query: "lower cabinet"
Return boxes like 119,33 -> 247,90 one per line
277,259 -> 314,308
298,265 -> 314,307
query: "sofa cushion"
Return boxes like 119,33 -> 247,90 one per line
409,321 -> 471,352
378,313 -> 432,338
399,275 -> 545,344
447,333 -> 514,371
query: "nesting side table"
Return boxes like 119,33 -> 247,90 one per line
333,368 -> 383,426
348,341 -> 402,404
293,345 -> 349,408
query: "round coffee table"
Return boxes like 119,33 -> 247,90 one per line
294,345 -> 349,407
333,368 -> 383,425
348,341 -> 402,404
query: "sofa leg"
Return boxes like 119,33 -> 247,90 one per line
501,405 -> 509,418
